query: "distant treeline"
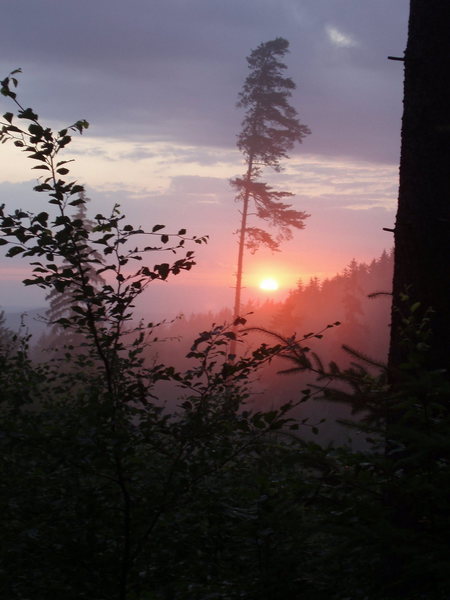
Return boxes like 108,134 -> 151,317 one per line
157,250 -> 393,367
146,250 -> 393,440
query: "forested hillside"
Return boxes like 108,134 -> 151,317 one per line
150,251 -> 393,439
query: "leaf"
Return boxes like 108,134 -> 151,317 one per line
152,224 -> 165,232
53,280 -> 67,293
34,183 -> 52,192
72,119 -> 89,133
27,124 -> 42,136
233,317 -> 247,326
7,246 -> 24,257
70,185 -> 84,195
58,135 -> 71,147
1,87 -> 16,99
34,212 -> 48,225
223,331 -> 236,340
410,302 -> 421,313
19,108 -> 39,121
155,263 -> 170,279
2,112 -> 13,123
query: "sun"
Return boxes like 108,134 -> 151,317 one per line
259,277 -> 279,291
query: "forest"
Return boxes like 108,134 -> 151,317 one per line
1,1 -> 450,599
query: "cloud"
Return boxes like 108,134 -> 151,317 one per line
325,25 -> 358,48
0,153 -> 397,313
1,0 -> 409,163
118,146 -> 159,161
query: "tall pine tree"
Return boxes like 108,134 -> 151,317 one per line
231,38 -> 310,356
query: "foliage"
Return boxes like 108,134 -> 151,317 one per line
44,192 -> 105,321
0,309 -> 16,354
0,70 -> 319,600
0,323 -> 318,600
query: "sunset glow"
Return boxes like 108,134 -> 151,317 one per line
0,0 -> 405,315
259,278 -> 279,291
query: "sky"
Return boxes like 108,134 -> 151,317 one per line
0,0 -> 409,318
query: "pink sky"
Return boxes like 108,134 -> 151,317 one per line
0,0 -> 408,316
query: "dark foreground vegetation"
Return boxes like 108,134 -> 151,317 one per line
2,289 -> 450,600
1,2 -> 450,593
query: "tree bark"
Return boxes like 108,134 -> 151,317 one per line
389,0 -> 450,375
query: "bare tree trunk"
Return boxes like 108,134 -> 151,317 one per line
389,0 -> 450,375
233,189 -> 251,322
230,161 -> 253,358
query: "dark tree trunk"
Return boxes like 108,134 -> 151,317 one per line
229,164 -> 251,359
389,0 -> 450,375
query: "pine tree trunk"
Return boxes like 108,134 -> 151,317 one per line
233,183 -> 251,323
230,160 -> 253,358
388,0 -> 450,375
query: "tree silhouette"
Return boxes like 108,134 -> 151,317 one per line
0,310 -> 15,355
230,38 -> 310,356
40,193 -> 106,354
388,0 -> 450,375
45,192 -> 104,325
